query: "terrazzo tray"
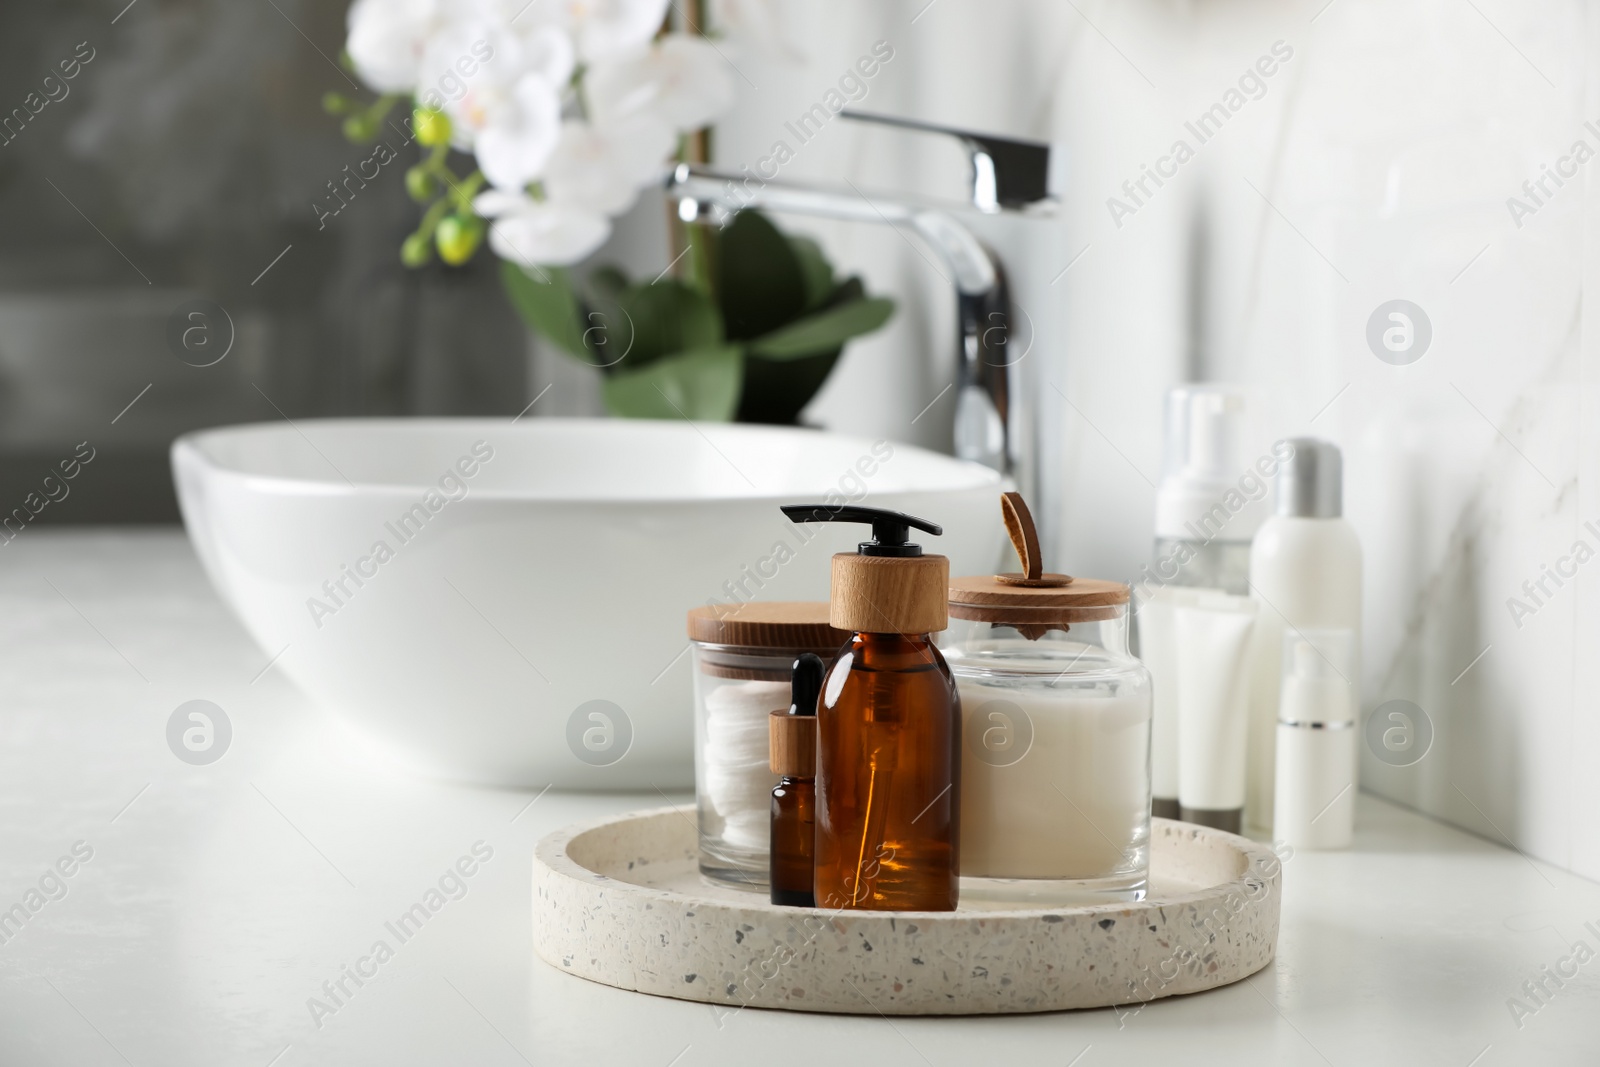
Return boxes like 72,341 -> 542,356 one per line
532,806 -> 1281,1015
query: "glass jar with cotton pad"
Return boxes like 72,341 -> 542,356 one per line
941,494 -> 1153,903
687,602 -> 849,890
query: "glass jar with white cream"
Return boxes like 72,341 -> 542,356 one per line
943,574 -> 1153,903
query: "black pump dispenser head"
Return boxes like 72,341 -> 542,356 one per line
788,653 -> 824,718
779,505 -> 943,558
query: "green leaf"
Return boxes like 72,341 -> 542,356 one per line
499,261 -> 588,358
716,210 -> 807,342
787,234 -> 835,312
576,267 -> 634,369
602,344 -> 744,421
607,280 -> 723,371
586,265 -> 630,302
746,295 -> 894,361
737,347 -> 842,424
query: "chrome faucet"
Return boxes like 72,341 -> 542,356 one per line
665,112 -> 1056,503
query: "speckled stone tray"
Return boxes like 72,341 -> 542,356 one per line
532,806 -> 1280,1015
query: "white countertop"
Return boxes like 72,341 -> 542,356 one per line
2,529 -> 1598,1066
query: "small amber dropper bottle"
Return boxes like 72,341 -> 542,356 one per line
769,653 -> 823,907
779,505 -> 960,912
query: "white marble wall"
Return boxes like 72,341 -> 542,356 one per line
707,0 -> 1598,879
1191,0 -> 1591,883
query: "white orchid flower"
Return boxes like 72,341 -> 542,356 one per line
516,24 -> 578,89
416,22 -> 565,189
472,73 -> 564,189
586,34 -> 736,133
475,191 -> 611,266
534,0 -> 671,63
346,0 -> 444,93
438,6 -> 578,88
544,116 -> 675,215
345,0 -> 730,274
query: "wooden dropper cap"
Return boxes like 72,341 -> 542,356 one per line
769,653 -> 823,778
779,504 -> 949,635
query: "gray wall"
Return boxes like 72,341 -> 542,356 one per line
0,0 -> 524,523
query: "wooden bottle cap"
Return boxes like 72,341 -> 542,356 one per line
829,553 -> 948,634
769,711 -> 816,777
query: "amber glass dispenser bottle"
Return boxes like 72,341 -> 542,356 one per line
769,653 -> 823,907
778,505 -> 961,912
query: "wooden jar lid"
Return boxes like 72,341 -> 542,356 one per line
948,575 -> 1129,623
769,711 -> 816,777
686,601 -> 852,650
948,492 -> 1128,635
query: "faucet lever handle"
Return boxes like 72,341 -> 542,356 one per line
840,110 -> 1055,213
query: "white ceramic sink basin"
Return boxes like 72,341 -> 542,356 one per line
172,418 -> 1005,787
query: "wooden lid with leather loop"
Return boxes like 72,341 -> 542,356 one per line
948,492 -> 1129,639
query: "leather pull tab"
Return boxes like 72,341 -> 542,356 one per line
995,492 -> 1071,588
1000,491 -> 1042,580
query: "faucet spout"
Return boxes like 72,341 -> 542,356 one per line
666,164 -> 1019,483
